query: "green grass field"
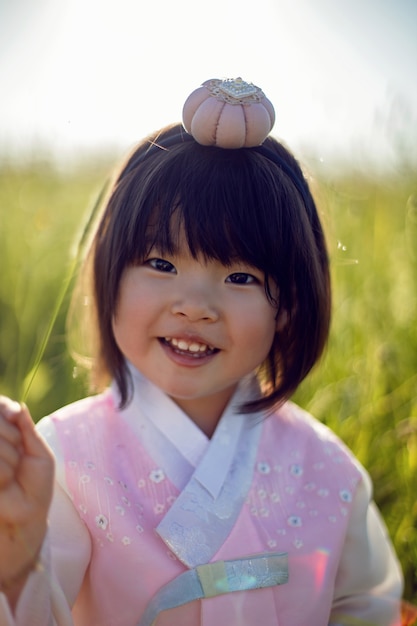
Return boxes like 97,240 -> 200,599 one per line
0,157 -> 416,604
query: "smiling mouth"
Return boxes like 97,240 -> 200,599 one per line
161,337 -> 218,358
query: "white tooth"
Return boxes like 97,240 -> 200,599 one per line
189,342 -> 201,353
199,344 -> 208,352
171,338 -> 179,347
177,340 -> 190,350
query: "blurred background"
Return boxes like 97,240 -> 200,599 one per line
0,0 -> 416,610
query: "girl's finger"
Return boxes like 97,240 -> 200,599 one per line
0,396 -> 22,420
0,437 -> 20,470
12,404 -> 53,462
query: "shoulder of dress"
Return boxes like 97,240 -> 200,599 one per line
264,401 -> 360,468
47,387 -> 116,425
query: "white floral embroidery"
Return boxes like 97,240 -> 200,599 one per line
270,492 -> 280,503
149,468 -> 165,483
290,463 -> 303,477
68,460 -> 77,468
257,461 -> 271,474
79,504 -> 87,514
95,514 -> 108,530
339,489 -> 352,502
328,515 -> 337,523
259,508 -> 270,517
121,536 -> 132,545
85,461 -> 95,470
104,476 -> 114,485
137,479 -> 146,488
317,488 -> 329,497
296,501 -> 306,509
118,480 -> 128,490
121,496 -> 131,507
294,539 -> 304,549
115,505 -> 125,516
268,539 -> 277,548
80,474 -> 90,483
287,515 -> 302,527
136,524 -> 144,533
258,488 -> 267,499
154,503 -> 165,515
106,533 -> 114,542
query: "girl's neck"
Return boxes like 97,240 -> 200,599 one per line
169,385 -> 239,438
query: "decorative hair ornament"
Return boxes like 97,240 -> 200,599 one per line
182,77 -> 275,148
122,76 -> 311,216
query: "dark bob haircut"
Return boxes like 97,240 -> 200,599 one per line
87,123 -> 331,413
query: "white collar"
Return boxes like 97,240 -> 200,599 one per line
118,364 -> 259,497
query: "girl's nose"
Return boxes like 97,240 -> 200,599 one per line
170,289 -> 219,322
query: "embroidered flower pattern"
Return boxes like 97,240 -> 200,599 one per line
287,515 -> 302,527
95,514 -> 108,530
257,461 -> 271,474
339,489 -> 353,503
149,468 -> 165,483
290,464 -> 303,477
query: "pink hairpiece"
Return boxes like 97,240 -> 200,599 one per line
182,77 -> 275,149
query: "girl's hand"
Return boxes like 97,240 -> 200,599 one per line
0,396 -> 54,595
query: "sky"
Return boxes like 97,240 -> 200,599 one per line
0,0 -> 416,168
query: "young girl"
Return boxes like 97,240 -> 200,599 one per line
0,77 -> 404,625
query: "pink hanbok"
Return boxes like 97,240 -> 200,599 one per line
0,370 -> 403,625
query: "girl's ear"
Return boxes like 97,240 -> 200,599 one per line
275,308 -> 289,333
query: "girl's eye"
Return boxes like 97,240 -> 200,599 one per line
226,272 -> 258,285
146,258 -> 176,273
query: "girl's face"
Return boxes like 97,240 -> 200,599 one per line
112,240 -> 279,436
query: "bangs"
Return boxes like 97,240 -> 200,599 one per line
121,142 -> 291,274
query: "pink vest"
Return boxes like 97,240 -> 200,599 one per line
52,389 -> 362,626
